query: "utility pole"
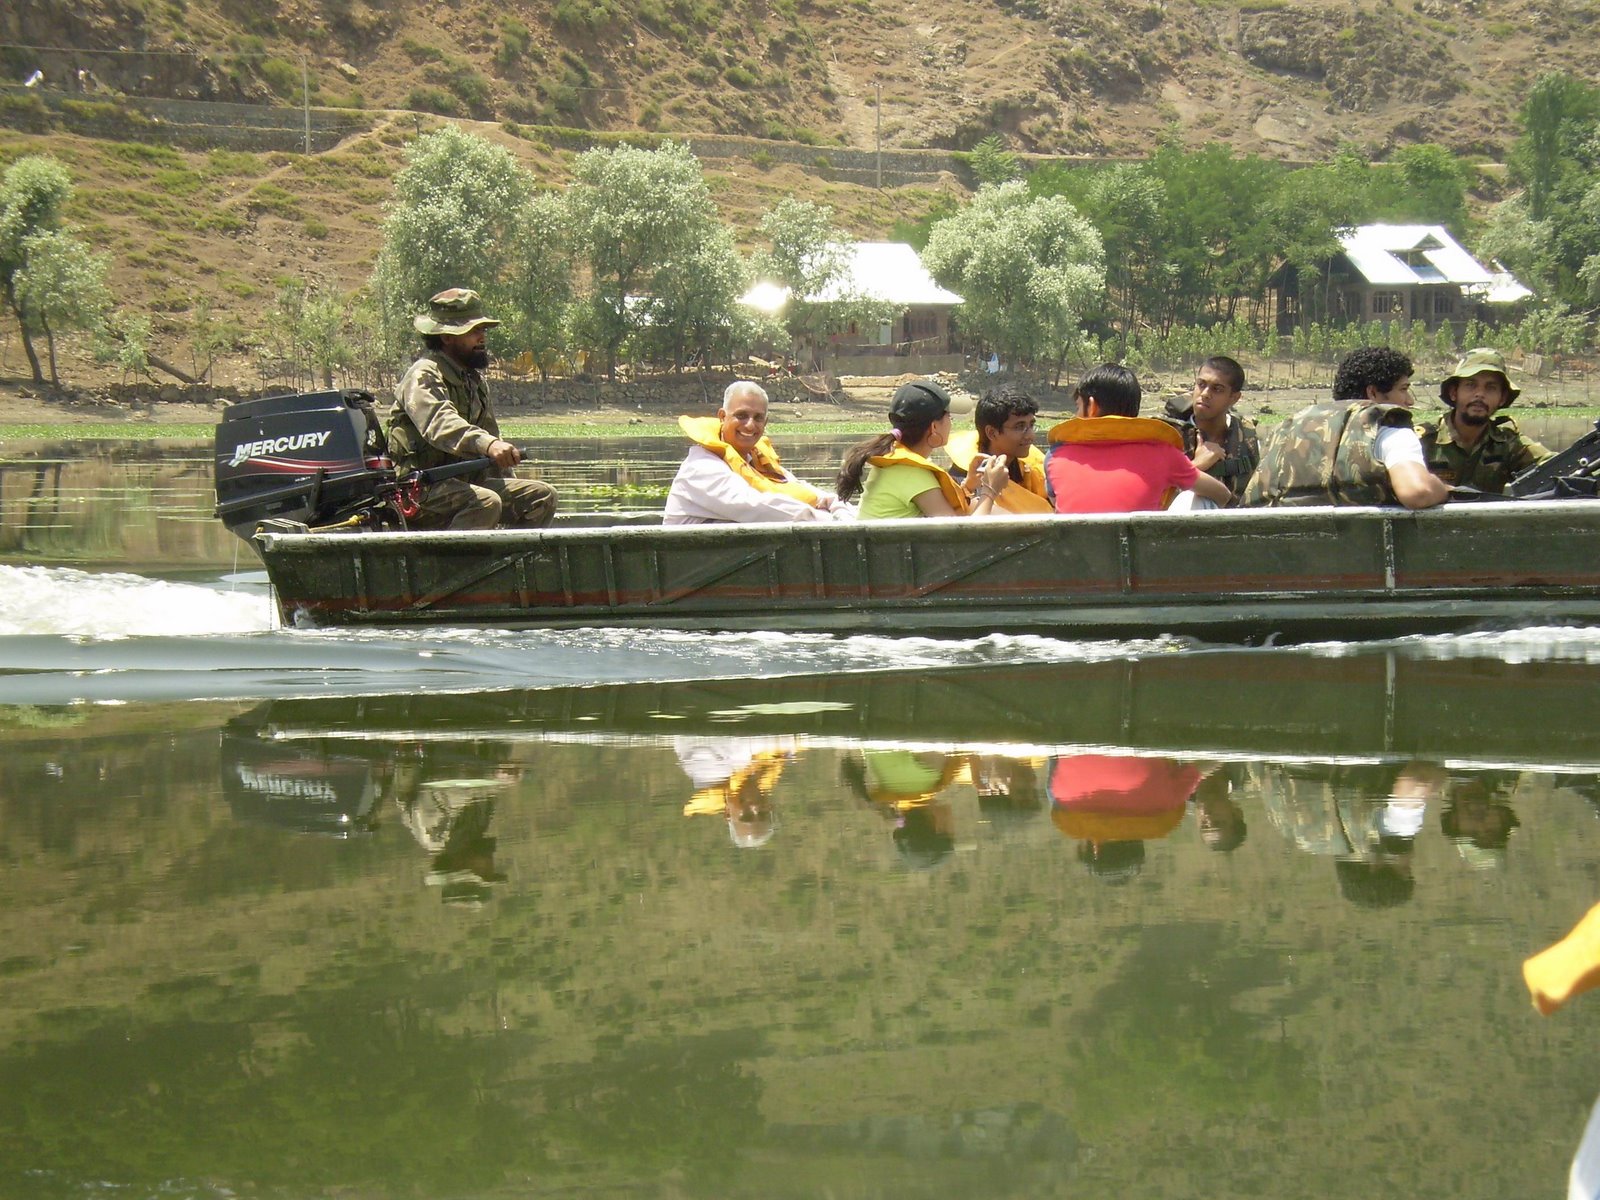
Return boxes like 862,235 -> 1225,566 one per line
875,81 -> 882,189
301,56 -> 311,154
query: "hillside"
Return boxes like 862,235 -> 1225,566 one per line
2,0 -> 1597,389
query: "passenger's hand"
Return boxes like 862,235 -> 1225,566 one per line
487,439 -> 522,470
978,453 -> 1009,493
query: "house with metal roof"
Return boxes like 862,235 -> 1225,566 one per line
741,242 -> 966,373
1272,224 -> 1532,334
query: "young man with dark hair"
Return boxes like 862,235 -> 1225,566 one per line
1245,346 -> 1448,509
1164,355 -> 1259,505
946,383 -> 1052,513
1417,348 -> 1550,493
1045,364 -> 1230,514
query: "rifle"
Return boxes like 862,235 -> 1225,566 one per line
1507,419 -> 1600,499
300,454 -> 509,533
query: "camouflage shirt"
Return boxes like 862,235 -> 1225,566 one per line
1162,396 -> 1261,504
1416,413 -> 1550,494
1244,401 -> 1412,507
387,352 -> 504,478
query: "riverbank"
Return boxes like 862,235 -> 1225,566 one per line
4,372 -> 1600,439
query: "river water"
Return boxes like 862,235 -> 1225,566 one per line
3,437 -> 1600,1198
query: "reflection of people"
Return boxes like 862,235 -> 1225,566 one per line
1191,767 -> 1248,852
674,737 -> 795,848
664,381 -> 851,524
1259,760 -> 1444,907
841,750 -> 965,868
972,755 -> 1046,825
1049,753 -> 1203,881
1439,773 -> 1521,869
387,288 -> 559,530
391,748 -> 516,906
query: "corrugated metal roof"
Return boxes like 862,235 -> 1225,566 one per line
811,242 -> 964,306
1338,224 -> 1495,287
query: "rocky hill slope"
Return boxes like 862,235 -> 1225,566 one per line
7,0 -> 1596,160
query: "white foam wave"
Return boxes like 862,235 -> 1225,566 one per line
0,565 -> 275,637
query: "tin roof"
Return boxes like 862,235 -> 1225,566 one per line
1338,224 -> 1496,287
739,242 -> 964,311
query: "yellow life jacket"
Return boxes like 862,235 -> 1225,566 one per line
1045,415 -> 1185,450
944,430 -> 1053,514
683,751 -> 788,817
867,442 -> 971,514
678,415 -> 822,507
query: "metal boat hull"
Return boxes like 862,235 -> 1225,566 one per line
253,502 -> 1600,639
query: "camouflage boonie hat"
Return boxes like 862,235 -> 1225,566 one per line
1440,348 -> 1519,406
414,288 -> 500,336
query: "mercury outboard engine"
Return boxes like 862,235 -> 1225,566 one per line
213,389 -> 396,538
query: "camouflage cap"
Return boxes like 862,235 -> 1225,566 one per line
414,288 -> 500,336
1440,347 -> 1519,406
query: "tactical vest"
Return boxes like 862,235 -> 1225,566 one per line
387,354 -> 499,475
1417,414 -> 1546,494
1245,401 -> 1410,507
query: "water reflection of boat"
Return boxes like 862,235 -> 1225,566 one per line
253,500 -> 1600,640
222,648 -> 1600,771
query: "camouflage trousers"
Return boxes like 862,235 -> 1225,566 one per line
412,476 -> 559,531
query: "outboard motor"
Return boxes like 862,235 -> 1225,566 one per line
213,389 -> 396,538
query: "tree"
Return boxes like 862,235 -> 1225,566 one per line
0,155 -> 75,383
564,141 -> 733,377
502,191 -> 574,379
13,229 -> 111,386
369,126 -> 535,364
969,135 -> 1021,187
921,181 -> 1105,382
753,198 -> 895,366
1514,72 -> 1600,221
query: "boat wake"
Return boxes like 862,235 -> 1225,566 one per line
5,564 -> 1600,705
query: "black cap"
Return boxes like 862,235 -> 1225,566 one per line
889,380 -> 953,424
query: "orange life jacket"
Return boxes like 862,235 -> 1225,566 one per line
678,415 -> 822,507
944,431 -> 1053,514
867,442 -> 971,514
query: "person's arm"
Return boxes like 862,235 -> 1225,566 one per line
1375,426 -> 1449,509
1387,461 -> 1451,509
1190,471 -> 1233,506
911,456 -> 1008,517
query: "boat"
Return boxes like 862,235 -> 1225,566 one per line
218,389 -> 1600,640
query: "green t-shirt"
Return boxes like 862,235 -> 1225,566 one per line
859,462 -> 939,519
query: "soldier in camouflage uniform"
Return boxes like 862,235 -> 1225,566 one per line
388,289 -> 558,531
1417,348 -> 1550,493
1244,346 -> 1449,510
1163,355 -> 1260,505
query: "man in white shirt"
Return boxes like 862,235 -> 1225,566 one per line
663,381 -> 853,524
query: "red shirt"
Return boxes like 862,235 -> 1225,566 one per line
1046,441 -> 1198,514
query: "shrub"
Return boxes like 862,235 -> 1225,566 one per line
259,56 -> 302,100
723,65 -> 759,88
405,86 -> 462,117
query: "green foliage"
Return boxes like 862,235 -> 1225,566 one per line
405,87 -> 462,117
922,181 -> 1106,377
497,18 -> 532,70
723,65 -> 760,88
258,57 -> 302,101
968,134 -> 1021,186
564,141 -> 735,375
369,126 -> 535,362
401,39 -> 445,63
